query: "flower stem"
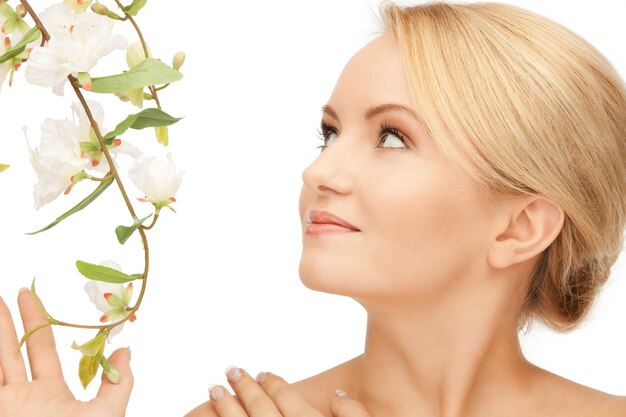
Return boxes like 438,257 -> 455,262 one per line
16,1 -> 150,336
113,0 -> 161,109
140,212 -> 159,230
18,0 -> 49,41
87,173 -> 114,182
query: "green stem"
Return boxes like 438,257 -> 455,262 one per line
140,212 -> 159,230
113,0 -> 161,109
17,0 -> 150,334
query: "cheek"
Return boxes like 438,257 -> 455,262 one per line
364,164 -> 489,295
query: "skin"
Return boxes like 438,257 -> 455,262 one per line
0,289 -> 133,417
2,31 -> 624,417
188,33 -> 625,417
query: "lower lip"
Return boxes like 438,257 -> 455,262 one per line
304,224 -> 360,235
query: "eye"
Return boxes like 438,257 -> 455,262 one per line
317,120 -> 338,150
378,124 -> 408,149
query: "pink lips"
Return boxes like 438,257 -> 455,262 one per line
304,210 -> 360,235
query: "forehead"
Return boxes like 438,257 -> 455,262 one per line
328,33 -> 415,112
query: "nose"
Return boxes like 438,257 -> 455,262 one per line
301,138 -> 354,196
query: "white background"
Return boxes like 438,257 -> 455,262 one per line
0,1 -> 625,416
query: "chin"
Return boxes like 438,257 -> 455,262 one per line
299,254 -> 350,296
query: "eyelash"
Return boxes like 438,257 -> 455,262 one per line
316,121 -> 409,150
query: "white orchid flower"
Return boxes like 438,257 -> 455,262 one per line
24,3 -> 127,95
84,261 -> 136,343
29,100 -> 142,208
0,26 -> 36,92
128,153 -> 183,212
30,118 -> 88,209
71,99 -> 142,170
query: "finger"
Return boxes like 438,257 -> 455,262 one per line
255,370 -> 321,417
184,400 -> 219,417
330,391 -> 371,417
209,384 -> 247,417
0,294 -> 27,384
96,348 -> 134,415
17,288 -> 63,380
223,367 -> 282,416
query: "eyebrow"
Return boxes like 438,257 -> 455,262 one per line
321,104 -> 419,121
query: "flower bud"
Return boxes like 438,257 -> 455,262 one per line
172,51 -> 185,71
126,41 -> 150,68
100,357 -> 121,384
77,71 -> 92,91
90,2 -> 109,15
65,0 -> 93,13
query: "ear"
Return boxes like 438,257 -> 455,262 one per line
487,196 -> 564,269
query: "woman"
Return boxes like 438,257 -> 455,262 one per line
1,2 -> 625,416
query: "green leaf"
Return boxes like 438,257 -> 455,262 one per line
30,278 -> 54,320
105,109 -> 182,140
0,164 -> 9,173
76,260 -> 143,283
91,58 -> 182,94
71,332 -> 108,357
115,214 -> 152,244
0,27 -> 41,64
78,353 -> 101,389
74,332 -> 108,389
124,0 -> 147,16
27,178 -> 113,235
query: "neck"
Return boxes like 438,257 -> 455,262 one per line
352,277 -> 533,417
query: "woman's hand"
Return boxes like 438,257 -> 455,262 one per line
0,289 -> 133,417
185,367 -> 371,417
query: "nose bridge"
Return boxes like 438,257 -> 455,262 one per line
302,133 -> 356,194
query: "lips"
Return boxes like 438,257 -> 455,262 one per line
305,210 -> 360,234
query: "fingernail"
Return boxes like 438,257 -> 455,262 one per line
335,389 -> 349,398
226,366 -> 242,383
126,346 -> 132,361
19,287 -> 28,294
256,372 -> 268,384
209,384 -> 226,400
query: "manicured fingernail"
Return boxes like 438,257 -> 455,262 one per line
209,384 -> 227,400
335,389 -> 349,398
256,372 -> 268,384
226,366 -> 242,383
19,287 -> 28,294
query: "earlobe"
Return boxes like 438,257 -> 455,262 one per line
487,197 -> 564,270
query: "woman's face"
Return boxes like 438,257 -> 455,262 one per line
298,34 -> 496,304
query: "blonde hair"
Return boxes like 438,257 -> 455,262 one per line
383,2 -> 626,330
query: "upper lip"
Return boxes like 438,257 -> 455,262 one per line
306,210 -> 360,231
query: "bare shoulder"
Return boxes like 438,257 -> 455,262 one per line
531,367 -> 626,417
292,356 -> 362,415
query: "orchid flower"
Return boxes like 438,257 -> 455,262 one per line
0,2 -> 29,35
71,99 -> 142,171
129,153 -> 183,212
84,261 -> 135,342
29,117 -> 88,209
29,100 -> 141,208
0,24 -> 35,92
24,3 -> 127,95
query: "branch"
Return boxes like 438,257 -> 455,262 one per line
17,0 -> 150,334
